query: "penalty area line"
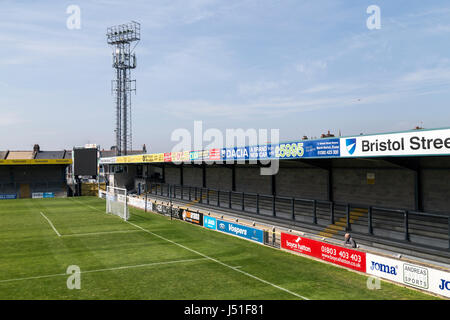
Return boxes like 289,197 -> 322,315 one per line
126,221 -> 309,300
39,212 -> 61,237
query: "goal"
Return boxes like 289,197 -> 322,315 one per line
106,186 -> 129,221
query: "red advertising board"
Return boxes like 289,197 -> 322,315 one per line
280,233 -> 366,272
209,148 -> 221,161
164,153 -> 172,162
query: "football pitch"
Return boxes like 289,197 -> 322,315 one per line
0,197 -> 440,300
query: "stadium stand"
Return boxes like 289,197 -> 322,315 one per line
0,145 -> 72,198
99,127 -> 450,263
142,181 -> 450,263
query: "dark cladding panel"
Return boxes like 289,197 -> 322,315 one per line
73,148 -> 98,176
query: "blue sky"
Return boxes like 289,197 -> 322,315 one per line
1,0 -> 450,152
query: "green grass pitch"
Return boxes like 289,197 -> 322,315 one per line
0,196 -> 440,300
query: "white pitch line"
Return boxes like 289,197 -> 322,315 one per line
0,258 -> 208,284
69,198 -> 101,213
126,221 -> 309,300
72,198 -> 309,299
61,229 -> 143,237
39,212 -> 61,237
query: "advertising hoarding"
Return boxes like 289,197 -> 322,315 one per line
153,203 -> 182,219
99,128 -> 450,164
216,220 -> 264,243
181,210 -> 203,226
365,253 -> 450,298
0,159 -> 72,165
31,192 -> 54,199
0,194 -> 17,200
203,216 -> 217,230
220,139 -> 341,161
340,128 -> 450,158
280,233 -> 366,272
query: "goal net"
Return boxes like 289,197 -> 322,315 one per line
106,186 -> 129,221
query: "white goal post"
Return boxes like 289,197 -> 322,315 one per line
106,186 -> 129,221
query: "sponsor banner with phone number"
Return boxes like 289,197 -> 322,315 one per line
280,232 -> 366,272
366,253 -> 450,298
220,138 -> 340,161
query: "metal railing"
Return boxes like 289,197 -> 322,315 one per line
145,182 -> 450,250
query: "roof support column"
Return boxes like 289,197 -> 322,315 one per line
328,165 -> 333,202
202,164 -> 206,188
415,168 -> 423,211
271,173 -> 276,196
231,164 -> 236,192
180,165 -> 183,186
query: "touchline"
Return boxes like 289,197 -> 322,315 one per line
361,136 -> 450,152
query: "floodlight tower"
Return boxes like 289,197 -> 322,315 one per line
106,21 -> 140,156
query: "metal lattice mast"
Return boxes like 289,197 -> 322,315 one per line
107,21 -> 140,156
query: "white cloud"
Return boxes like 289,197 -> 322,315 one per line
399,67 -> 450,83
238,80 -> 285,96
294,60 -> 327,75
0,112 -> 26,126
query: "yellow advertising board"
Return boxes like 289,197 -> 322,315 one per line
143,153 -> 164,163
0,159 -> 72,165
109,153 -> 165,164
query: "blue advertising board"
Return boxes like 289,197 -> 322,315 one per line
276,138 -> 340,159
0,194 -> 17,200
32,192 -> 55,199
220,138 -> 340,161
216,220 -> 264,243
203,216 -> 217,230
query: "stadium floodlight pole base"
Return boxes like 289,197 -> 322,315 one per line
106,186 -> 129,221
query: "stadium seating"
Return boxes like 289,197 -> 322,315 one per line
144,182 -> 450,262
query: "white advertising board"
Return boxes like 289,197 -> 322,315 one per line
127,196 -> 153,211
340,128 -> 450,158
366,253 -> 450,298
